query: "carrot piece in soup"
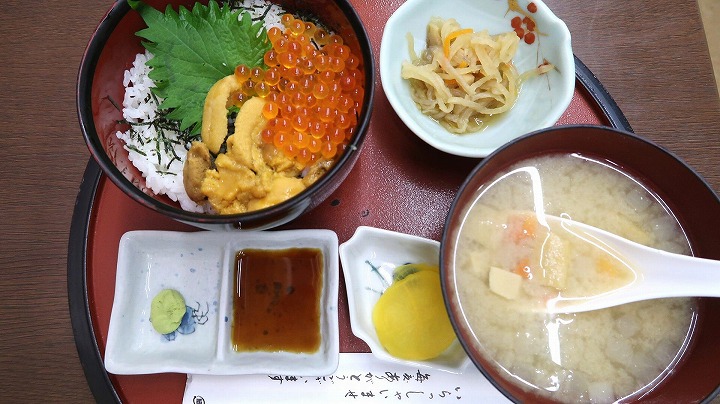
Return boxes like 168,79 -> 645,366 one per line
513,257 -> 533,280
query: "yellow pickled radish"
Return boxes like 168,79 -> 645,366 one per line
372,268 -> 456,361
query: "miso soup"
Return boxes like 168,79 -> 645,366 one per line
450,153 -> 697,402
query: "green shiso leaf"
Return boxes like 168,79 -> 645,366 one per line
128,0 -> 271,134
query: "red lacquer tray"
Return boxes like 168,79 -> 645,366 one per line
68,56 -> 631,403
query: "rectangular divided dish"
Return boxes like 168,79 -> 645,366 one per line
104,229 -> 339,376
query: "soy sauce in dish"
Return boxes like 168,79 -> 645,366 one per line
232,248 -> 323,353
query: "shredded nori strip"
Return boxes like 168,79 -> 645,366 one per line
125,144 -> 147,156
227,1 -> 274,22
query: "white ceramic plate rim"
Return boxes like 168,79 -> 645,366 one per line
380,0 -> 575,157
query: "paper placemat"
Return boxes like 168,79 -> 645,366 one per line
183,353 -> 510,403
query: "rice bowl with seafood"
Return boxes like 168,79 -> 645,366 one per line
78,0 -> 374,229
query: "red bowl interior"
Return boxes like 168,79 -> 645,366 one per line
77,0 -> 374,229
441,125 -> 720,403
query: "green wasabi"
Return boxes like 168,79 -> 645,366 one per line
150,289 -> 186,334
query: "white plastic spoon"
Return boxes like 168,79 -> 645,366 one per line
539,214 -> 720,314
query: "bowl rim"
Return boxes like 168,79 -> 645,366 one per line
379,0 -> 575,158
76,0 -> 375,227
439,124 -> 720,402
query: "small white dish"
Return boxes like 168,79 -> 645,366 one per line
339,226 -> 471,374
380,0 -> 574,157
105,229 -> 339,376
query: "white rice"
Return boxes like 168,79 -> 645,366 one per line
116,51 -> 204,212
116,1 -> 288,213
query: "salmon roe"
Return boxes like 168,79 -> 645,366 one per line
230,14 -> 364,167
